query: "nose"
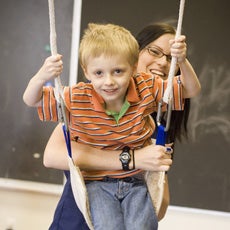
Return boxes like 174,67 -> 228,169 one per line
155,55 -> 169,67
104,74 -> 115,85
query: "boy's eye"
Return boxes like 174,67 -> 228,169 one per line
95,70 -> 102,75
114,69 -> 123,74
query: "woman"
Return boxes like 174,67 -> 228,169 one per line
45,23 -> 200,230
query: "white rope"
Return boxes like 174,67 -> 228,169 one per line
163,0 -> 186,104
48,0 -> 67,126
48,0 -> 62,98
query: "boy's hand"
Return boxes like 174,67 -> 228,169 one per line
23,54 -> 63,107
135,144 -> 173,172
38,54 -> 63,82
170,35 -> 187,63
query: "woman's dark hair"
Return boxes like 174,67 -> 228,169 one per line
136,23 -> 190,143
136,23 -> 176,51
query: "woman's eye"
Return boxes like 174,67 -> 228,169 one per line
151,49 -> 160,56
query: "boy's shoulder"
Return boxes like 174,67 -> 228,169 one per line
64,82 -> 94,101
69,81 -> 93,91
133,72 -> 157,86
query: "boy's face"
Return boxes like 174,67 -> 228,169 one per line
83,54 -> 135,111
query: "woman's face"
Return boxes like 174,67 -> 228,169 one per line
137,33 -> 179,80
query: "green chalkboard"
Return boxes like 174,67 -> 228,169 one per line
0,0 -> 73,184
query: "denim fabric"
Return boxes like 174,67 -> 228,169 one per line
85,177 -> 158,230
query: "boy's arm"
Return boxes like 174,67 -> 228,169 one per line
23,74 -> 46,107
23,54 -> 63,107
171,35 -> 201,98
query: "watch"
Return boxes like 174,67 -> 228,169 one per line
119,146 -> 131,171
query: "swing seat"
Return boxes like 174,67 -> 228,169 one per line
145,171 -> 170,221
68,156 -> 94,230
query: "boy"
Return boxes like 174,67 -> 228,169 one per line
23,23 -> 199,230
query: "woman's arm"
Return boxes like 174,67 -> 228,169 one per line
170,35 -> 201,98
178,58 -> 201,98
44,124 -> 172,172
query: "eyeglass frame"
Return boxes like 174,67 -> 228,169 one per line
145,46 -> 172,62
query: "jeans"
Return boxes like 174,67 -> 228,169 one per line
85,177 -> 158,230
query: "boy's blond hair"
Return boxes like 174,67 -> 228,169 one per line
79,23 -> 139,68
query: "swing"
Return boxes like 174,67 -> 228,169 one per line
47,0 -> 185,228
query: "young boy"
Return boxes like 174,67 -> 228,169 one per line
23,23 -> 199,230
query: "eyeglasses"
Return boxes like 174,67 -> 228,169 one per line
146,46 -> 172,62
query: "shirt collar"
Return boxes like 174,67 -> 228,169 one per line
126,77 -> 140,103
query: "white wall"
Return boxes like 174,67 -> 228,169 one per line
0,179 -> 62,230
0,179 -> 230,230
159,206 -> 230,230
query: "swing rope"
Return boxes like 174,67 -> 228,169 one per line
153,0 -> 186,217
48,0 -> 62,101
156,0 -> 186,145
48,0 -> 72,157
163,0 -> 185,104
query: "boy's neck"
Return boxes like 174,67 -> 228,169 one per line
103,88 -> 130,112
105,100 -> 124,113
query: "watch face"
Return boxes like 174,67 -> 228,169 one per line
121,153 -> 129,160
120,152 -> 130,163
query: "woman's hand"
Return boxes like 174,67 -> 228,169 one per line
170,35 -> 187,63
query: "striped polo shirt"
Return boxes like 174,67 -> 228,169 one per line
38,72 -> 183,179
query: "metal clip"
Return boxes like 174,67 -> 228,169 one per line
156,98 -> 172,132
